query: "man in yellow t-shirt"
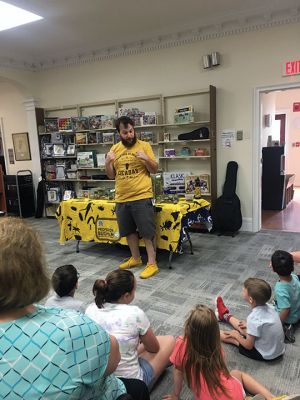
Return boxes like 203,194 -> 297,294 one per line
105,116 -> 159,279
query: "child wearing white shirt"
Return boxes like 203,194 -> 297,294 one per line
85,269 -> 175,389
216,277 -> 285,361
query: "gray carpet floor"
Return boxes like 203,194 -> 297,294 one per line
30,218 -> 300,399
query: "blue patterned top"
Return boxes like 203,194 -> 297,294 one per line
0,305 -> 125,400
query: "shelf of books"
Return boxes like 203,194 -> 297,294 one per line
36,86 -> 216,217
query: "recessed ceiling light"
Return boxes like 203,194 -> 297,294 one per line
0,1 -> 43,32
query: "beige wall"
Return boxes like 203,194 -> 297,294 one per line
0,67 -> 36,96
0,81 -> 32,174
0,66 -> 38,173
1,22 -> 300,228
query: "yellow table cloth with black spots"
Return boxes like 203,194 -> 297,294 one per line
56,198 -> 210,253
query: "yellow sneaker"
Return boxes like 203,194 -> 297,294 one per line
139,263 -> 160,279
119,256 -> 143,270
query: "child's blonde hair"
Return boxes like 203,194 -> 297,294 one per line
182,304 -> 231,399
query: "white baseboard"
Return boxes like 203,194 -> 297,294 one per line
241,218 -> 253,232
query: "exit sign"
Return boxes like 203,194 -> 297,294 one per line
283,60 -> 300,76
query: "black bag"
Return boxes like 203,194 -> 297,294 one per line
35,179 -> 45,218
212,161 -> 242,234
178,127 -> 209,141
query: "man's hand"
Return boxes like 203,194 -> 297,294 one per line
106,151 -> 116,164
163,395 -> 179,400
136,150 -> 149,161
105,151 -> 116,179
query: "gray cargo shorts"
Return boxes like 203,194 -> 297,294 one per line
115,198 -> 156,239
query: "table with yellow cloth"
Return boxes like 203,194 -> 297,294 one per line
56,198 -> 211,264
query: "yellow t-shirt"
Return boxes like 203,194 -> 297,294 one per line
111,139 -> 156,203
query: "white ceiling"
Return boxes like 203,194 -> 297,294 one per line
0,0 -> 299,70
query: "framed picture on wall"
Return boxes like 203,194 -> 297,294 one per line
12,132 -> 31,161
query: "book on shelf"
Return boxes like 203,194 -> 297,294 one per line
118,108 -> 143,126
66,170 -> 77,179
53,144 -> 65,156
43,144 -> 53,157
185,174 -> 210,194
96,132 -> 103,143
87,132 -> 97,144
175,105 -> 194,113
51,132 -> 64,144
71,117 -> 89,131
141,112 -> 157,126
45,164 -> 56,180
140,131 -> 154,143
174,111 -> 194,124
102,132 -> 114,144
58,117 -> 72,131
163,171 -> 192,194
76,132 -> 87,144
101,115 -> 115,128
118,107 -> 140,117
66,144 -> 76,155
164,148 -> 176,157
77,189 -> 91,199
47,187 -> 60,203
63,190 -> 75,200
44,118 -> 59,133
56,164 -> 65,180
77,151 -> 96,168
96,154 -> 106,167
89,115 -> 102,129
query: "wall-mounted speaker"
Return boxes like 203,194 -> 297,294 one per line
202,55 -> 211,69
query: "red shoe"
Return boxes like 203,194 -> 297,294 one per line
215,296 -> 230,321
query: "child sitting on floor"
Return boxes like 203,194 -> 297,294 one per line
45,264 -> 86,313
163,304 -> 275,400
216,278 -> 285,361
271,250 -> 300,343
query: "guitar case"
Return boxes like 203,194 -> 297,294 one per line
212,161 -> 242,235
178,127 -> 209,140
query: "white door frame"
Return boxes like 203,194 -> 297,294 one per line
252,81 -> 300,232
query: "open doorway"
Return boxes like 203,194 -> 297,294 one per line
260,87 -> 300,232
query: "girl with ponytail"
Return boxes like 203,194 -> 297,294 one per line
86,269 -> 175,390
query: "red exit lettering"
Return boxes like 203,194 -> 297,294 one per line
285,60 -> 300,75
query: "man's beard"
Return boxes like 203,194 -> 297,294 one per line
121,134 -> 137,148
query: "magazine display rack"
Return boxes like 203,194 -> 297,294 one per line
36,87 -> 216,217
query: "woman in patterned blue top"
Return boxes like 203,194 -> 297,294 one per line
0,217 -> 126,400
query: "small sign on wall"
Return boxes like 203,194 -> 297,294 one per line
283,59 -> 300,76
293,102 -> 300,112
